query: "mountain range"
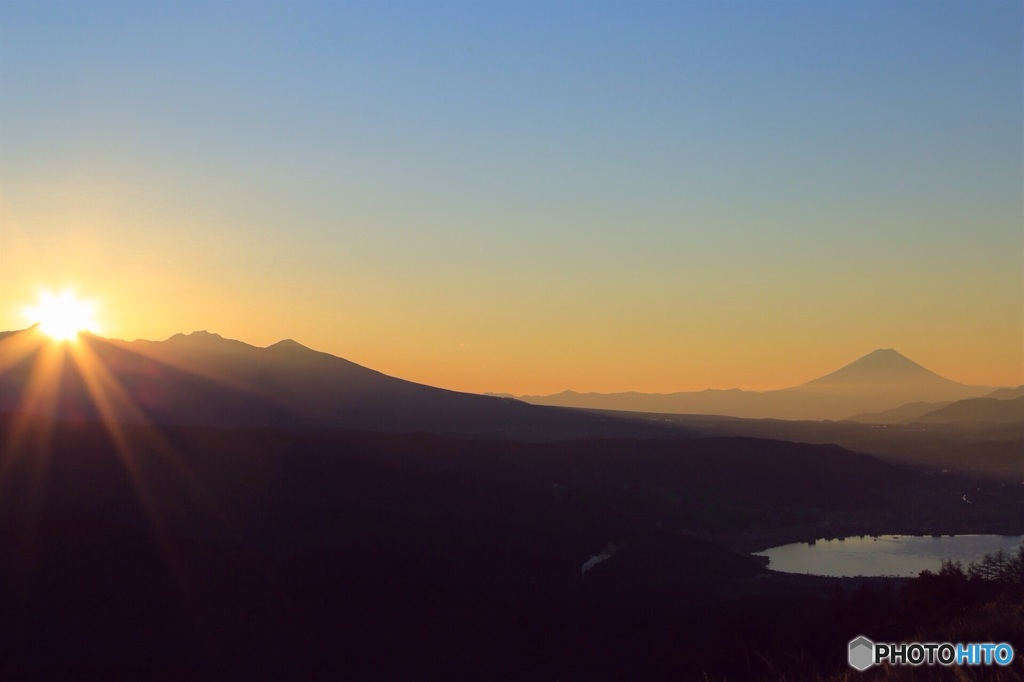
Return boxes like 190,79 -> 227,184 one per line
1,327 -> 1021,679
846,385 -> 1024,424
501,349 -> 1000,421
2,328 -> 1014,431
0,327 -> 665,439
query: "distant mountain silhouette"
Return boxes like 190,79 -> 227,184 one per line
844,382 -> 1024,424
844,401 -> 953,424
1,334 -> 1019,678
0,328 -> 671,438
913,396 -> 1024,424
984,385 -> 1024,401
511,349 -> 996,421
800,348 -> 973,397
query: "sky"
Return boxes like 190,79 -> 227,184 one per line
1,0 -> 1021,394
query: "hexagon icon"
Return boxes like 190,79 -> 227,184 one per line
848,636 -> 875,671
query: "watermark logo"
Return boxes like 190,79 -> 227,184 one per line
849,636 -> 1014,670
848,636 -> 874,671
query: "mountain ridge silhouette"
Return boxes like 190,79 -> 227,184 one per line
800,348 -> 965,392
0,327 -> 675,439
507,349 -> 997,420
1,329 -> 1004,424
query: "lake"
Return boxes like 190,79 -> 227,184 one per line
754,534 -> 1024,578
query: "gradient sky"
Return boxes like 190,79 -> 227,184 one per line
1,1 -> 1021,394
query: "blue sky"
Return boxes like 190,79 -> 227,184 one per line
1,1 -> 1021,392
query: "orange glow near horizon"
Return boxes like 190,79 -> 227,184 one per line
1,1 -> 1021,398
3,279 -> 1022,395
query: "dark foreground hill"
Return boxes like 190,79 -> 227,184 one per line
0,327 -> 673,439
4,414 -> 1009,680
586,407 -> 1024,479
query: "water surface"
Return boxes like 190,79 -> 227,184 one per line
754,535 -> 1024,578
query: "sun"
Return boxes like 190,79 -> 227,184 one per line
25,289 -> 100,341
